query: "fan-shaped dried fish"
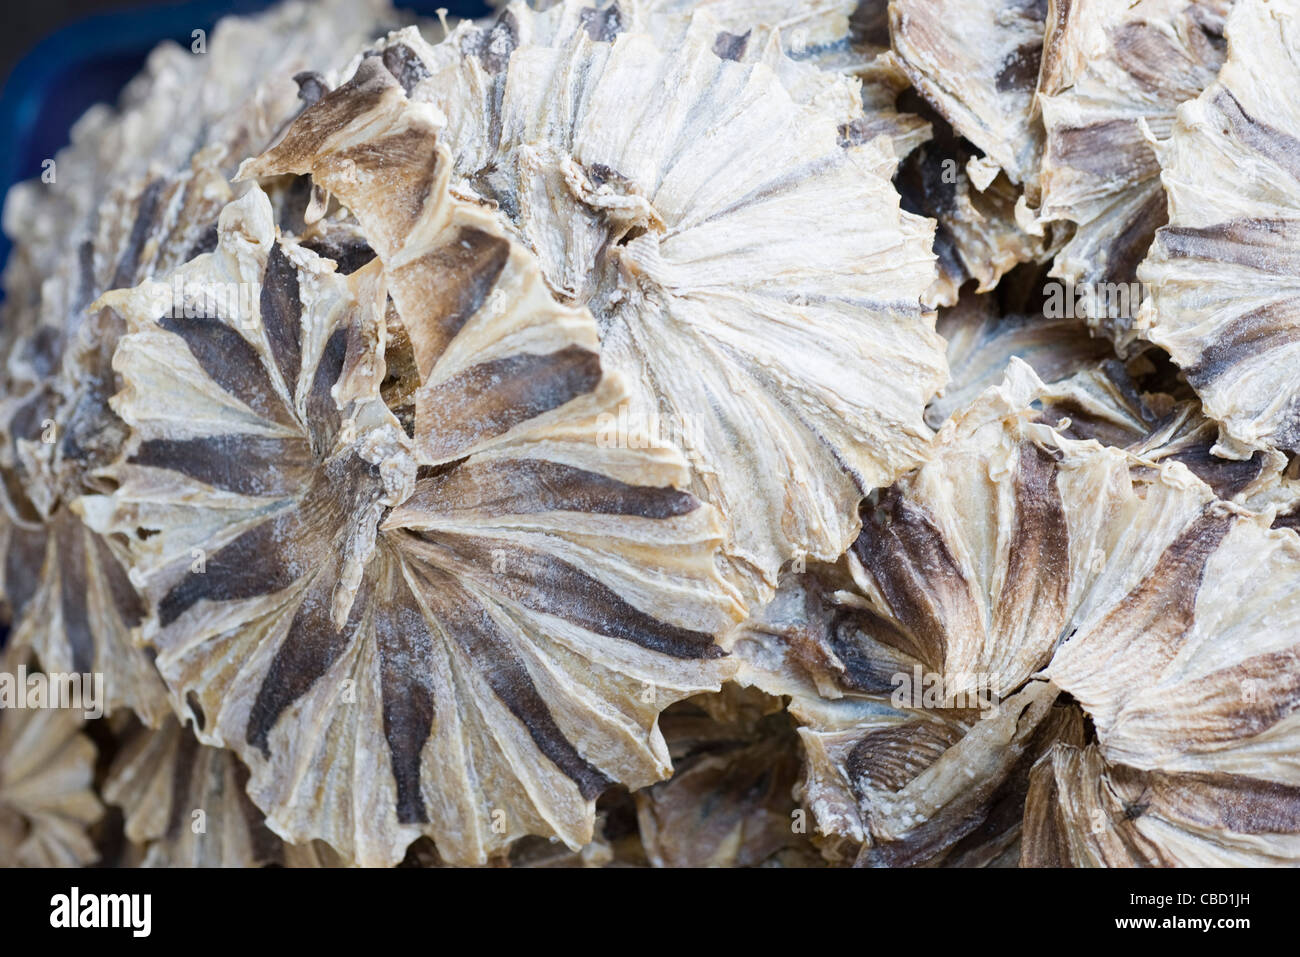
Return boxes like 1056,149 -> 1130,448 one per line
734,359 -> 1300,862
1023,743 -> 1300,866
1137,0 -> 1300,458
87,169 -> 741,865
0,0 -> 414,728
1036,0 -> 1231,347
6,510 -> 168,724
104,716 -> 298,867
0,647 -> 102,867
255,5 -> 946,602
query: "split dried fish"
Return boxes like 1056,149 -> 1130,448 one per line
1137,0 -> 1300,458
1036,0 -> 1230,347
326,3 -> 947,601
733,360 -> 1300,864
87,162 -> 741,864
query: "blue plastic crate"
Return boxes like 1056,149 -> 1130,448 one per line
0,0 -> 490,284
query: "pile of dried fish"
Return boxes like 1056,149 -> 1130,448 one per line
1,0 -> 1297,868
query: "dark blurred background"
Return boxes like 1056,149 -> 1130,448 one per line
0,0 -> 490,277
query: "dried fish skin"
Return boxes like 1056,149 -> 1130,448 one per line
1023,743 -> 1300,866
634,0 -> 931,157
853,359 -> 1296,713
0,647 -> 103,867
1036,0 -> 1230,348
726,567 -> 1062,862
0,0 -> 418,732
103,716 -> 305,868
90,160 -> 740,865
1045,505 -> 1300,787
6,508 -> 169,725
321,6 -> 946,602
890,0 -> 1049,192
1137,0 -> 1300,458
931,287 -> 1294,507
927,289 -> 1115,428
0,0 -> 407,391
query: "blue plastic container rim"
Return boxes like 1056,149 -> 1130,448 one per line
0,0 -> 491,289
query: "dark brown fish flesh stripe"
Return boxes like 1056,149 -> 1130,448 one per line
380,44 -> 431,95
57,516 -> 95,674
1166,445 -> 1266,500
417,345 -> 603,460
372,560 -> 437,824
461,11 -> 519,75
418,562 -> 613,799
305,325 -> 348,456
426,534 -> 724,660
392,226 -> 511,376
92,534 -> 145,630
1110,20 -> 1197,96
110,178 -> 166,291
992,441 -> 1069,664
259,243 -> 305,395
1048,118 -> 1145,176
232,758 -> 289,866
1168,644 -> 1300,746
299,234 -> 377,275
1098,187 -> 1167,286
1185,299 -> 1300,392
1136,768 -> 1300,835
3,524 -> 45,621
245,566 -> 366,757
995,39 -> 1044,93
1158,218 -> 1300,274
1214,89 -> 1300,185
158,510 -> 302,627
156,315 -> 291,424
403,457 -> 699,520
1070,507 -> 1234,671
854,485 -> 975,670
130,435 -> 312,498
164,727 -> 202,839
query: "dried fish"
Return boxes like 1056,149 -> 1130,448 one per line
1037,0 -> 1231,347
734,360 -> 1300,864
1137,0 -> 1300,458
87,165 -> 741,864
308,5 -> 946,601
0,647 -> 102,867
